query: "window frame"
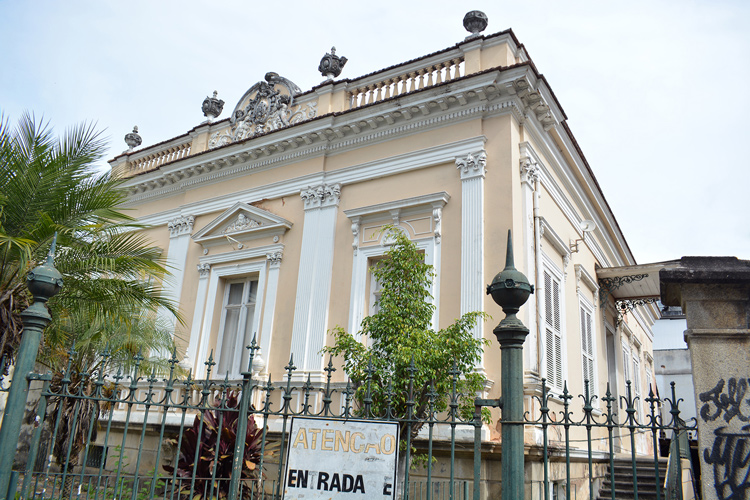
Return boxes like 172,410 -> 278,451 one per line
215,276 -> 260,377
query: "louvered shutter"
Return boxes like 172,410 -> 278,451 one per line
580,306 -> 594,391
544,269 -> 563,390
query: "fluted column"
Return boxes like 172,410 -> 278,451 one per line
160,215 -> 194,351
456,152 -> 486,367
290,184 -> 341,381
520,156 -> 541,384
257,251 -> 283,375
183,263 -> 210,371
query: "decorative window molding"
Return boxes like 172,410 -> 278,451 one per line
345,198 -> 444,336
539,218 -> 571,272
344,192 -> 449,255
575,264 -> 598,305
192,202 -> 291,250
196,260 -> 268,379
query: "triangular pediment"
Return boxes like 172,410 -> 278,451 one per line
192,202 -> 292,248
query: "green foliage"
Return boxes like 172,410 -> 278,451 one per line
0,112 -> 182,364
164,392 -> 275,500
325,227 -> 490,439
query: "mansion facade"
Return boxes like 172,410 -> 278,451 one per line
110,20 -> 658,424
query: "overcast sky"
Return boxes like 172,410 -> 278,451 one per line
2,0 -> 748,265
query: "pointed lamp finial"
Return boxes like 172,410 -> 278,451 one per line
27,232 -> 63,303
486,230 -> 534,326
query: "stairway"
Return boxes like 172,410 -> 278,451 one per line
597,459 -> 668,500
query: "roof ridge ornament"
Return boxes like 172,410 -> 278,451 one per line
124,126 -> 142,151
202,91 -> 225,122
209,72 -> 315,149
318,46 -> 348,81
463,10 -> 488,39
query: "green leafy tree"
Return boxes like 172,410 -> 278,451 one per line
325,227 -> 490,447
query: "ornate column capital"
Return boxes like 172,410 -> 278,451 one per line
197,263 -> 211,278
520,156 -> 539,187
300,183 -> 341,210
168,215 -> 195,238
266,251 -> 283,268
456,151 -> 487,180
432,206 -> 443,244
350,216 -> 361,255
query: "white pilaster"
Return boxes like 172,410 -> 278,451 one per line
183,263 -> 211,372
520,156 -> 540,383
290,184 -> 341,381
456,152 -> 486,364
258,251 -> 283,375
160,215 -> 194,353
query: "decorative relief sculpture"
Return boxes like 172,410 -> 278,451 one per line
124,126 -> 142,151
300,183 -> 341,209
197,263 -> 211,278
208,72 -> 317,149
520,156 -> 539,185
266,251 -> 283,267
222,213 -> 262,233
202,91 -> 224,122
318,47 -> 348,80
168,215 -> 195,237
456,151 -> 487,177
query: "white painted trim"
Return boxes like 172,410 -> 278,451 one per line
199,244 -> 283,265
347,234 -> 438,336
540,253 -> 567,393
575,263 -> 598,296
539,218 -> 571,271
128,137 -> 485,229
196,260 -> 268,379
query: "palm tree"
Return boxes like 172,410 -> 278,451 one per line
0,112 -> 181,362
0,112 -> 183,472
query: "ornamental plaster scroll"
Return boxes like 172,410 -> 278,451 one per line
456,151 -> 487,180
197,263 -> 211,278
168,215 -> 195,237
520,156 -> 540,186
350,217 -> 361,255
433,207 -> 442,244
266,251 -> 283,268
222,213 -> 262,234
300,183 -> 341,209
208,72 -> 317,149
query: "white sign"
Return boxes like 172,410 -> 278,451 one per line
283,417 -> 399,499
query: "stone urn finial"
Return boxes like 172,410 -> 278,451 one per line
318,46 -> 348,81
202,90 -> 225,122
124,126 -> 142,151
463,10 -> 488,39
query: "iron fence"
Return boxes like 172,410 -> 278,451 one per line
1,342 -> 697,500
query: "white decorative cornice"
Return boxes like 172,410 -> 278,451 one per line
266,251 -> 283,268
456,151 -> 487,180
520,156 -> 539,187
197,263 -> 211,278
300,183 -> 341,209
168,215 -> 195,237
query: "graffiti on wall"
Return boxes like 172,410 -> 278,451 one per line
699,378 -> 750,500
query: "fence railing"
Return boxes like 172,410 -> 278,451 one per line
3,341 -> 697,500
